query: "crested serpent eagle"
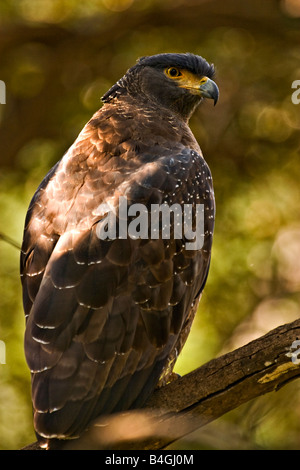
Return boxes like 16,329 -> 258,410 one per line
20,53 -> 219,448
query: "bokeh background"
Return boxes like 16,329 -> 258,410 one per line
0,0 -> 300,450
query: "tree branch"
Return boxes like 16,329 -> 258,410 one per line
0,232 -> 21,250
22,318 -> 300,450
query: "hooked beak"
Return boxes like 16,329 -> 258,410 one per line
199,77 -> 219,105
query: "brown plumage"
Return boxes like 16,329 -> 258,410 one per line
20,53 -> 219,448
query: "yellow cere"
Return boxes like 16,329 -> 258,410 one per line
164,68 -> 208,95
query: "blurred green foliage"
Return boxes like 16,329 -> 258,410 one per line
0,0 -> 300,450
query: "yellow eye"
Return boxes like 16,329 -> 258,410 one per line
165,67 -> 182,78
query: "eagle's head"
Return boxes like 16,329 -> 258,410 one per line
102,53 -> 219,121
